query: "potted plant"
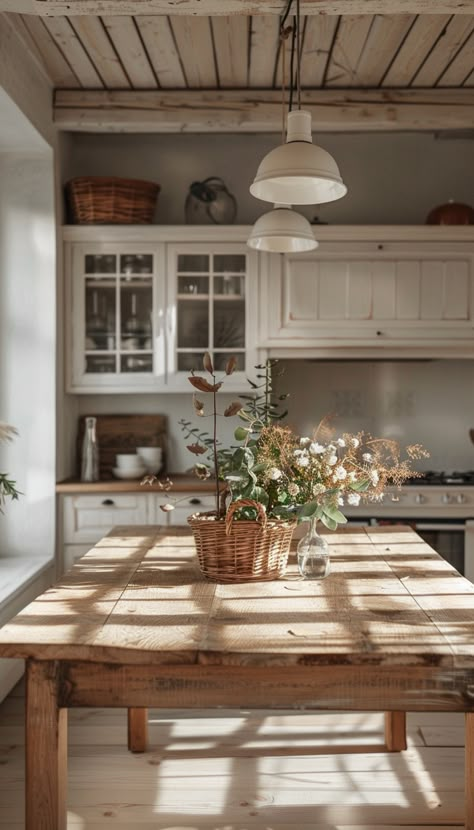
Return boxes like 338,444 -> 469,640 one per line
0,422 -> 21,513
144,355 -> 428,583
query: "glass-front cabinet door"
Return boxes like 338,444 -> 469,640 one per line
167,243 -> 258,390
69,244 -> 165,391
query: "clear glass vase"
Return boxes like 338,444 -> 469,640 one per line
297,518 -> 330,579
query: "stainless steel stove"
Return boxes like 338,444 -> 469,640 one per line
343,471 -> 474,580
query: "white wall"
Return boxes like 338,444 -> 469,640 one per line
63,131 -> 474,226
0,152 -> 56,557
275,359 -> 474,473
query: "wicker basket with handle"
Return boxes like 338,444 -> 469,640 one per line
188,498 -> 296,583
66,176 -> 160,224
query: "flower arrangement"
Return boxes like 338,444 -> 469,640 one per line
0,422 -> 21,513
145,355 -> 428,530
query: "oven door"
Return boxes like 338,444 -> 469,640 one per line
413,520 -> 465,576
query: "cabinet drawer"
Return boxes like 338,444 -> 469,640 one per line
150,492 -> 216,526
64,494 -> 149,544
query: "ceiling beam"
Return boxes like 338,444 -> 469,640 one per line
54,88 -> 474,133
4,0 -> 474,15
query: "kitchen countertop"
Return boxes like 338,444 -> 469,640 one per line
56,475 -> 218,494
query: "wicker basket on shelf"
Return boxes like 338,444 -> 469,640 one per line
188,499 -> 296,583
66,177 -> 160,224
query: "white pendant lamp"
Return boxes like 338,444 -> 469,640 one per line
250,109 -> 347,206
247,205 -> 318,253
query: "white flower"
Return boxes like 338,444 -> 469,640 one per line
293,448 -> 304,456
296,456 -> 310,468
370,492 -> 384,502
347,492 -> 361,506
348,471 -> 357,482
299,437 -> 311,447
312,483 -> 326,496
362,452 -> 372,462
370,469 -> 379,485
336,438 -> 346,448
338,495 -> 344,506
269,467 -> 282,480
327,454 -> 338,466
309,442 -> 325,455
333,465 -> 347,481
351,437 -> 360,448
288,482 -> 300,496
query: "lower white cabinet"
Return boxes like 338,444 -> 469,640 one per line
64,493 -> 149,544
61,491 -> 211,573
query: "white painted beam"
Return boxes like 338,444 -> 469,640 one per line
2,0 -> 474,15
54,88 -> 474,133
0,14 -> 54,145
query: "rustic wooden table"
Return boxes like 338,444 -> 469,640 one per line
1,524 -> 473,830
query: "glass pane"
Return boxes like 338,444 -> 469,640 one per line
177,254 -> 210,273
85,279 -> 116,351
178,276 -> 209,296
214,299 -> 245,348
177,352 -> 206,372
213,352 -> 245,372
120,281 -> 153,351
120,254 -> 153,275
214,254 -> 245,273
177,300 -> 209,348
121,354 -> 153,373
85,254 -> 116,274
86,355 -> 116,374
214,275 -> 244,297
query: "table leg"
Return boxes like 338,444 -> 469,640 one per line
128,707 -> 148,753
25,660 -> 67,830
466,713 -> 474,829
384,711 -> 407,752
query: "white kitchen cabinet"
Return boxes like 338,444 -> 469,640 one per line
63,493 -> 150,544
67,241 -> 166,392
260,228 -> 474,357
64,227 -> 261,393
61,490 -> 214,574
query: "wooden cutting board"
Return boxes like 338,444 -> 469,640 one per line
76,414 -> 167,480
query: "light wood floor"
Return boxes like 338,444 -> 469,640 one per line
0,679 -> 465,829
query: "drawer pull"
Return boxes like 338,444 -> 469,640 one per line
189,498 -> 202,505
102,499 -> 115,506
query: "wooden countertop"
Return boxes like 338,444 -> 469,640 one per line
56,475 -> 217,494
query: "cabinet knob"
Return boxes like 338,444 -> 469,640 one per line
376,330 -> 383,336
102,499 -> 115,506
189,498 -> 202,505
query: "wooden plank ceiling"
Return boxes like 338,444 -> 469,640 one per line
16,13 -> 474,91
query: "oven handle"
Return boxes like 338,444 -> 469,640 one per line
414,522 -> 466,532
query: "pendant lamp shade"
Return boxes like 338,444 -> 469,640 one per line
247,205 -> 318,253
250,110 -> 347,206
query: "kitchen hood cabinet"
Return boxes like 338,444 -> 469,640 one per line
63,227 -> 260,393
260,229 -> 474,358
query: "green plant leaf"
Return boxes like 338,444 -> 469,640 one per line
323,505 -> 347,524
320,514 -> 338,531
298,500 -> 320,519
234,426 -> 248,441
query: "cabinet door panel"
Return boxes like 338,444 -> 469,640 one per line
347,262 -> 372,320
421,261 -> 445,320
395,261 -> 420,320
372,261 -> 396,320
319,262 -> 347,320
64,494 -> 149,544
285,259 -> 319,321
444,261 -> 470,319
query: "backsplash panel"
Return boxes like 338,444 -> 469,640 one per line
275,359 -> 474,473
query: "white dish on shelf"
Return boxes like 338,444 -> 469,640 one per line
112,466 -> 146,480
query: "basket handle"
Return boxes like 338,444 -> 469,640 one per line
225,499 -> 267,536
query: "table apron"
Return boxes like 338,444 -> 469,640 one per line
56,660 -> 474,712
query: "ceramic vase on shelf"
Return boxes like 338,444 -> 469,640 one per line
297,518 -> 331,579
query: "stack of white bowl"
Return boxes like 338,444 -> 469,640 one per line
112,447 -> 163,480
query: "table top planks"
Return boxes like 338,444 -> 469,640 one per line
0,524 -> 473,669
